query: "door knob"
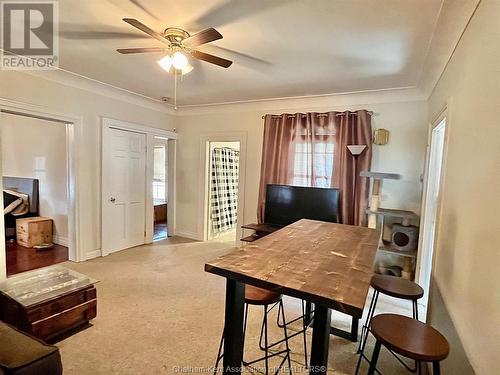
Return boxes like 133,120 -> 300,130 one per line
110,197 -> 116,203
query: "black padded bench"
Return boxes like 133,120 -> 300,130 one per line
0,322 -> 62,375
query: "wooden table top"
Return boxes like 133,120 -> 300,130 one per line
205,219 -> 380,318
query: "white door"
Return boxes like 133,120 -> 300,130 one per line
418,118 -> 446,307
102,127 -> 146,255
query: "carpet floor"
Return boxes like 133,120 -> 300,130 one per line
58,238 -> 422,375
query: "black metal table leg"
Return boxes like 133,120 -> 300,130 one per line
223,279 -> 245,374
351,317 -> 359,341
309,304 -> 331,375
305,301 -> 313,326
432,362 -> 440,375
329,315 -> 359,342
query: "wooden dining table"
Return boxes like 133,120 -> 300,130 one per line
205,219 -> 380,374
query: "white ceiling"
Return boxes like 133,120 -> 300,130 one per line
58,0 -> 446,106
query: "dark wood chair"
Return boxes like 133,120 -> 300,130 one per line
214,285 -> 292,375
356,274 -> 425,374
244,285 -> 281,305
370,274 -> 424,303
367,314 -> 449,375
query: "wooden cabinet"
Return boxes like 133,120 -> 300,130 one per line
16,216 -> 53,247
0,266 -> 98,342
0,286 -> 97,342
154,203 -> 167,222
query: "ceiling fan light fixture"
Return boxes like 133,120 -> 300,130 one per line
119,19 -> 232,69
181,63 -> 194,75
158,55 -> 172,72
172,51 -> 188,69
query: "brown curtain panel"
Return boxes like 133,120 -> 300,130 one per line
257,114 -> 298,222
257,110 -> 372,225
332,110 -> 372,226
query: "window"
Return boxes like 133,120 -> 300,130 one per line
153,146 -> 167,203
292,126 -> 336,187
292,142 -> 334,187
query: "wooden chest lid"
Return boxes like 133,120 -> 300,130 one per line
16,216 -> 52,224
0,265 -> 98,307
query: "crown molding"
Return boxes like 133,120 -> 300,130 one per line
417,0 -> 481,98
175,87 -> 426,116
15,67 -> 426,117
5,0 -> 478,116
22,68 -> 176,115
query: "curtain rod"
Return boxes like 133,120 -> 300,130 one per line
261,111 -> 374,119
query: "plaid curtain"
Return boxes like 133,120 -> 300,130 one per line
211,147 -> 239,233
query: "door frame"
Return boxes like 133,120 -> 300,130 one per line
152,137 -> 169,241
0,98 -> 83,280
198,132 -> 247,242
416,104 -> 451,310
101,117 -> 177,256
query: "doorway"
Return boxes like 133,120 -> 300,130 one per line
101,118 -> 177,256
206,141 -> 240,244
102,127 -> 147,255
153,137 -> 168,241
1,112 -> 70,276
418,115 -> 447,309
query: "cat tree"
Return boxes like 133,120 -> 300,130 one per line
361,171 -> 420,279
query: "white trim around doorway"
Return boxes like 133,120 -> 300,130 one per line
416,101 -> 452,312
0,98 -> 83,280
197,132 -> 247,243
100,117 -> 177,256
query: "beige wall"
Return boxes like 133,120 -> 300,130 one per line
0,6 -> 495,372
427,0 -> 500,373
175,99 -> 428,239
0,71 -> 175,261
1,115 -> 68,244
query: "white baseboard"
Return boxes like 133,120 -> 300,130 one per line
175,229 -> 201,240
85,249 -> 101,260
53,234 -> 69,247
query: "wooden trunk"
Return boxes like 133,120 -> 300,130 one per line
154,203 -> 167,222
16,216 -> 53,247
0,286 -> 97,342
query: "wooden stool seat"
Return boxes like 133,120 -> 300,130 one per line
245,285 -> 281,306
371,314 -> 449,362
371,274 -> 424,300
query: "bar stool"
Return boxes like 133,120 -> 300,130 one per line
367,314 -> 449,375
355,274 -> 424,374
214,285 -> 293,375
277,299 -> 310,367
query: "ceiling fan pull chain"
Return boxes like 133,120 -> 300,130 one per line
174,73 -> 178,110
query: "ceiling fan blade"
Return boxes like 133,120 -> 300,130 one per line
62,31 -> 150,40
117,47 -> 165,54
122,18 -> 169,45
188,0 -> 289,29
191,50 -> 232,68
128,0 -> 161,21
206,45 -> 272,67
183,28 -> 222,48
44,21 -> 151,40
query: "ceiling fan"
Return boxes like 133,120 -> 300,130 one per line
117,18 -> 232,75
